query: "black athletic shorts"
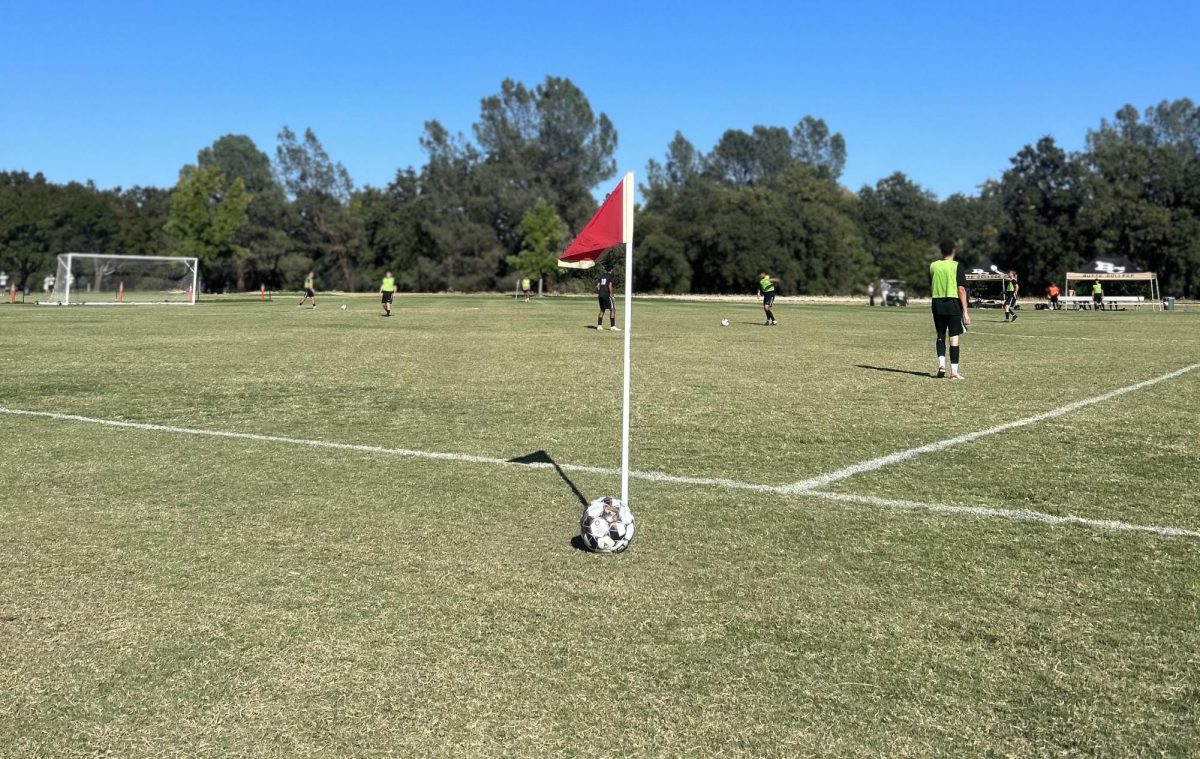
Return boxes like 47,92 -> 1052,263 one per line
1093,293 -> 1103,305
304,287 -> 315,297
381,291 -> 395,304
598,295 -> 613,311
762,292 -> 776,307
933,312 -> 965,338
1004,294 -> 1017,307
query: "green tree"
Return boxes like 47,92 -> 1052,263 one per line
506,199 -> 567,292
199,134 -> 289,290
165,165 -> 251,289
474,76 -> 617,234
274,126 -> 358,289
1083,100 -> 1200,296
112,186 -> 173,257
0,171 -> 56,291
857,172 -> 941,292
792,116 -> 847,180
996,137 -> 1089,287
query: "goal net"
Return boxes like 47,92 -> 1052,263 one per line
45,253 -> 199,305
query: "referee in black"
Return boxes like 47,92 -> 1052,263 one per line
930,239 -> 971,379
596,264 -> 619,330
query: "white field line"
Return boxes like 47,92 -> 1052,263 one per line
2,406 -> 1198,539
787,362 -> 1200,493
969,330 -> 1099,341
808,491 -> 1200,539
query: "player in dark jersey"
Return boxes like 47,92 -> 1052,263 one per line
1003,270 -> 1019,322
930,240 -> 971,379
596,265 -> 619,330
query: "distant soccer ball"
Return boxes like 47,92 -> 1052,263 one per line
721,318 -> 730,327
340,304 -> 347,310
579,496 -> 635,553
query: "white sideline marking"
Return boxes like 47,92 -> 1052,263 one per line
787,362 -> 1200,493
808,491 -> 1200,539
1,406 -> 1197,540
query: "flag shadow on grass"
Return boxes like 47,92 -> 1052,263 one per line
855,364 -> 936,378
509,450 -> 592,550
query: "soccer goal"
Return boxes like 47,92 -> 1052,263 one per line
43,253 -> 200,306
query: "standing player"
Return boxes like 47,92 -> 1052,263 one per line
930,239 -> 971,379
521,277 -> 532,302
1047,282 -> 1060,310
758,271 -> 780,325
1003,270 -> 1019,322
596,265 -> 619,330
298,271 -> 317,308
1092,279 -> 1104,310
380,270 -> 397,317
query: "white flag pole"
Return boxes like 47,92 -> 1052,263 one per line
619,172 -> 634,506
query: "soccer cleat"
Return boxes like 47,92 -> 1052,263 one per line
1010,313 -> 1017,322
936,367 -> 946,378
950,371 -> 965,380
610,326 -> 620,331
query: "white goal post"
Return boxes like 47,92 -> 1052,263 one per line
43,253 -> 200,306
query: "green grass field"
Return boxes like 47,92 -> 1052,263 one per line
2,295 -> 1198,757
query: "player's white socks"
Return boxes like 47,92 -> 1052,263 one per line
938,356 -> 946,369
951,363 -> 959,375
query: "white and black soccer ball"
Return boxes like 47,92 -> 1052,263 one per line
579,496 -> 635,553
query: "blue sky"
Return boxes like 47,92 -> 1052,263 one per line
1,0 -> 1196,199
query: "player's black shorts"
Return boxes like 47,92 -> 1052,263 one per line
598,296 -> 613,311
762,292 -> 776,307
1093,294 -> 1103,305
933,312 -> 965,338
1049,295 -> 1059,306
304,287 -> 315,298
1004,294 -> 1017,307
381,291 -> 395,304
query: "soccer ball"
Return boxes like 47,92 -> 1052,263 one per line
340,304 -> 347,310
579,496 -> 635,553
721,318 -> 730,327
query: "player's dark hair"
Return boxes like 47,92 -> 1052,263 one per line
939,239 -> 956,257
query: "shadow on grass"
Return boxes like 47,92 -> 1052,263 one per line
509,450 -> 595,552
855,364 -> 935,378
508,450 -> 589,507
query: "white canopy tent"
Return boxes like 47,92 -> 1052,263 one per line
1064,270 -> 1161,311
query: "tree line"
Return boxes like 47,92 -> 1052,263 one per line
2,78 -> 1197,298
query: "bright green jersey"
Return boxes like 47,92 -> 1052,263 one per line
381,276 -> 396,293
1093,282 -> 1103,294
1006,279 -> 1016,293
304,275 -> 314,289
759,275 -> 775,293
929,259 -> 960,299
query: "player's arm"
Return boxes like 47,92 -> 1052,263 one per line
957,267 -> 971,325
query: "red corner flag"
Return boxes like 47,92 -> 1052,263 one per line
558,174 -> 633,269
